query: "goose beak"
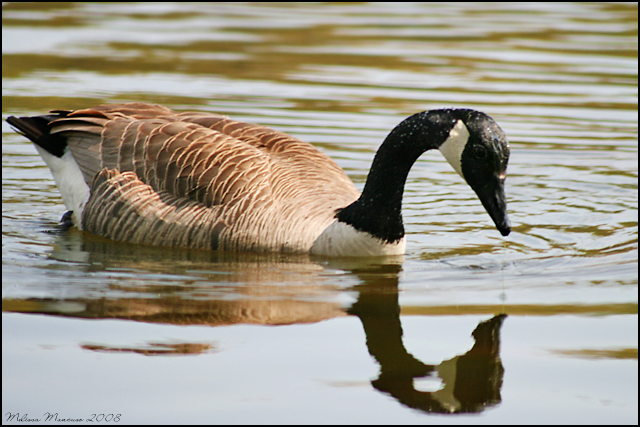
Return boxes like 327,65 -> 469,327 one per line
474,178 -> 511,236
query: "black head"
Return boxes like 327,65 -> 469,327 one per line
436,109 -> 511,236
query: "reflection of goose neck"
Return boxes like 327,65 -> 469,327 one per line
348,273 -> 433,375
350,277 -> 507,415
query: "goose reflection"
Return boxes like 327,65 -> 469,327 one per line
344,263 -> 505,414
4,233 -> 506,414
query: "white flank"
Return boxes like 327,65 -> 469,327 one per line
310,220 -> 406,257
34,145 -> 90,228
437,119 -> 469,179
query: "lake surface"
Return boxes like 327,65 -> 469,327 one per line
2,2 -> 637,424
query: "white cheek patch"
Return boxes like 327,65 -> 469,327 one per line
437,119 -> 469,180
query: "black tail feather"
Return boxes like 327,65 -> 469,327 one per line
6,114 -> 68,157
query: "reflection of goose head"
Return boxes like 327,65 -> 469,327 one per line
8,105 -> 509,256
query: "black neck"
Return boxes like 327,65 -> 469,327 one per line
336,111 -> 456,242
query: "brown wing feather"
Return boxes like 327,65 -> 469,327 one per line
48,103 -> 359,252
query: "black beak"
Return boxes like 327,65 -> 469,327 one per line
473,178 -> 511,236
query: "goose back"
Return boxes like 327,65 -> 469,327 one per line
45,103 -> 360,252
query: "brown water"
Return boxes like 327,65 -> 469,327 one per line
2,2 -> 637,424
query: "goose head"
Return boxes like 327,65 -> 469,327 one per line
436,109 -> 511,236
323,109 -> 510,256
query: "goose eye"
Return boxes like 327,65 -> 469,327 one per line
472,145 -> 487,159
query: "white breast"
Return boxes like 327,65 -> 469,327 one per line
310,220 -> 406,257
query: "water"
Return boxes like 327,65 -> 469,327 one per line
2,2 -> 637,424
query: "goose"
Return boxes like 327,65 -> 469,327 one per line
7,103 -> 510,256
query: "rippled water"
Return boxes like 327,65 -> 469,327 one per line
2,2 -> 637,424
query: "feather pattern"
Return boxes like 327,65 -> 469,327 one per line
44,103 -> 359,252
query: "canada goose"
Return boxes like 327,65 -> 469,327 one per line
7,103 -> 510,256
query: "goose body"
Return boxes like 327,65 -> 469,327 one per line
7,103 -> 510,256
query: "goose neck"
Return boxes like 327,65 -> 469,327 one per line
337,113 -> 441,243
